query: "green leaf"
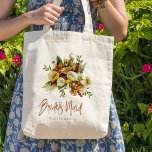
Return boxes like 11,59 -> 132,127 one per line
133,123 -> 145,132
56,56 -> 62,65
122,133 -> 127,140
137,103 -> 148,114
142,129 -> 150,141
122,122 -> 129,132
0,69 -> 6,76
16,44 -> 23,53
7,58 -> 13,64
43,64 -> 51,71
146,119 -> 152,129
141,19 -> 152,28
127,11 -> 133,21
126,133 -> 134,144
137,132 -> 142,138
136,24 -> 141,31
139,28 -> 152,40
4,48 -> 11,56
128,34 -> 139,53
149,132 -> 152,146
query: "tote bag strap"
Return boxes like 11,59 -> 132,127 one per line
43,0 -> 94,34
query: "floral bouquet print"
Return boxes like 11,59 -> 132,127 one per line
42,54 -> 93,98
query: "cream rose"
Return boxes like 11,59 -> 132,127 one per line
57,77 -> 66,87
67,71 -> 78,81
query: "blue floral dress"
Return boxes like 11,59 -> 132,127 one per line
3,0 -> 125,151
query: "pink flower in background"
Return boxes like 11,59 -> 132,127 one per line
0,51 -> 6,60
142,64 -> 152,73
12,55 -> 20,67
148,108 -> 152,112
97,24 -> 104,30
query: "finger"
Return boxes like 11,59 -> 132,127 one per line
91,2 -> 99,5
49,9 -> 61,18
49,4 -> 64,14
47,13 -> 58,22
44,12 -> 58,22
44,17 -> 55,26
60,7 -> 65,12
91,2 -> 99,7
44,4 -> 64,15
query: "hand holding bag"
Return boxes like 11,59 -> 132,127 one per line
22,0 -> 114,139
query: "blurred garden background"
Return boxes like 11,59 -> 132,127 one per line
0,0 -> 152,151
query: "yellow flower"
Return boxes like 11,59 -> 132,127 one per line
77,85 -> 81,89
74,90 -> 77,94
74,84 -> 78,89
48,71 -> 59,82
66,78 -> 71,84
85,77 -> 91,86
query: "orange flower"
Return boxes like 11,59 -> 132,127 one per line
78,81 -> 81,85
60,68 -> 66,73
58,62 -> 63,69
70,61 -> 74,65
72,64 -> 76,70
72,82 -> 76,87
74,84 -> 78,89
67,67 -> 72,71
60,67 -> 72,73
65,62 -> 68,66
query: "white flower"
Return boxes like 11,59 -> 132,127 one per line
67,71 -> 78,81
57,77 -> 66,87
78,72 -> 85,80
81,79 -> 86,86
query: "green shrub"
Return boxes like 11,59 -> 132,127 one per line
0,0 -> 29,150
96,0 -> 152,151
110,0 -> 151,151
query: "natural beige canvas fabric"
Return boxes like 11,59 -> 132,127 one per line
22,0 -> 114,139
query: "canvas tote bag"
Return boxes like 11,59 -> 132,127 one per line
22,0 -> 114,139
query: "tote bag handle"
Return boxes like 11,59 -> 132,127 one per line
43,0 -> 94,34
